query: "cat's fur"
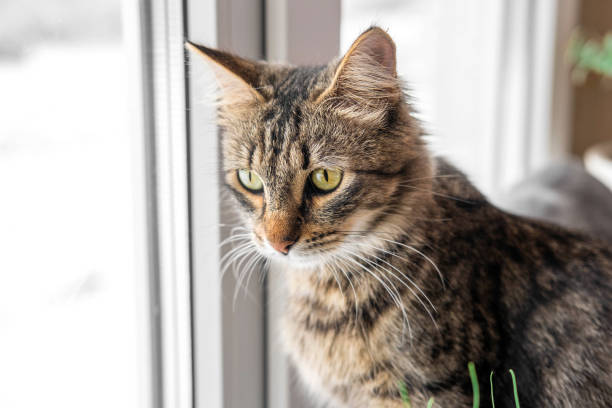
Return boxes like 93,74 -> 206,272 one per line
188,27 -> 612,407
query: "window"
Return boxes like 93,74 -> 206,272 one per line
1,1 -> 576,407
0,1 -> 151,407
342,0 -> 563,196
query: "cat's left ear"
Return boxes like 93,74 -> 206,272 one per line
186,41 -> 265,107
315,27 -> 401,125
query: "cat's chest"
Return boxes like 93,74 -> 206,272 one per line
282,296 -> 396,406
281,270 -> 414,405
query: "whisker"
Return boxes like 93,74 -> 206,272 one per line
220,241 -> 255,281
219,233 -> 251,248
330,256 -> 362,324
243,254 -> 266,290
395,184 -> 475,204
342,247 -> 438,331
335,253 -> 412,340
349,241 -> 438,315
233,251 -> 265,310
399,174 -> 461,183
258,258 -> 271,284
334,230 -> 444,287
234,243 -> 259,277
376,237 -> 445,288
328,263 -> 346,301
336,260 -> 359,322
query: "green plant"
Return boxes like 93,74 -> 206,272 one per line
468,362 -> 480,408
398,362 -> 521,408
490,372 -> 495,408
399,380 -> 411,407
509,370 -> 521,408
399,381 -> 435,408
568,30 -> 612,82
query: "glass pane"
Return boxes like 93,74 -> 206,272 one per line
342,0 -> 438,124
0,1 -> 146,407
341,0 -> 502,192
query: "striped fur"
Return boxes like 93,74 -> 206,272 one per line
189,27 -> 612,407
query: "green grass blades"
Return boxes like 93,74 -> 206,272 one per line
398,381 -> 412,408
398,382 -> 434,408
489,368 -> 521,408
398,363 -> 521,408
509,369 -> 521,408
490,371 -> 495,408
468,362 -> 480,408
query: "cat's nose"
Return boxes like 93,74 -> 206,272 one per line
263,210 -> 301,254
269,238 -> 296,255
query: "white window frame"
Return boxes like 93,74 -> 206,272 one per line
187,1 -> 267,407
127,0 -> 193,407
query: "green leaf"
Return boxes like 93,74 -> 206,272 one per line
509,369 -> 521,408
490,371 -> 495,408
468,362 -> 480,408
398,381 -> 411,408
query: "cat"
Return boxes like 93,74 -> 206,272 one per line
187,27 -> 612,407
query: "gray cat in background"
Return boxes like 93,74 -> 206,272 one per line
499,161 -> 612,244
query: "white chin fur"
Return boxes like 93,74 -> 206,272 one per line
256,243 -> 334,269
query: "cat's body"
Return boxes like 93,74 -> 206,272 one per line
188,26 -> 612,407
284,159 -> 612,407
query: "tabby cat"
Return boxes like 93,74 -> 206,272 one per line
188,27 -> 612,407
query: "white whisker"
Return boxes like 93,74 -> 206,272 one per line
349,240 -> 438,312
335,252 -> 412,340
233,251 -> 265,310
330,256 -> 360,322
376,237 -> 445,287
220,241 -> 255,281
342,246 -> 438,331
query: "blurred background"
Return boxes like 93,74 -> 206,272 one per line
1,1 -> 611,408
0,1 -> 145,408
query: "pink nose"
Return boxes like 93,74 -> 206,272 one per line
270,239 -> 296,254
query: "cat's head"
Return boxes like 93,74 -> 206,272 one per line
188,27 -> 432,267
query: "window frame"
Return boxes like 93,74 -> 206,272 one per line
129,0 -> 193,407
186,0 -> 267,407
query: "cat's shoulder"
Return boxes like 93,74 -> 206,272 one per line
430,157 -> 612,265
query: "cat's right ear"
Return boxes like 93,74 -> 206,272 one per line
186,41 -> 265,107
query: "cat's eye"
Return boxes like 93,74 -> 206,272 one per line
237,169 -> 263,192
310,168 -> 342,192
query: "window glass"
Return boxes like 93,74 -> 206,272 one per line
342,0 -> 504,192
342,0 -> 438,125
0,1 -> 145,407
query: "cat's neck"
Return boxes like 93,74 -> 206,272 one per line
284,157 -> 487,312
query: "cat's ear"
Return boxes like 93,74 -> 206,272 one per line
186,41 -> 265,107
315,27 -> 401,125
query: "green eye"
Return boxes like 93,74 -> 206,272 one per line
310,168 -> 342,192
237,169 -> 263,192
